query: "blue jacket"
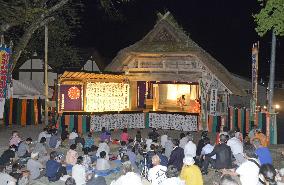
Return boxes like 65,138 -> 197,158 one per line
46,160 -> 61,178
168,147 -> 184,171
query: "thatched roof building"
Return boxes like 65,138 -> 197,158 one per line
106,12 -> 245,96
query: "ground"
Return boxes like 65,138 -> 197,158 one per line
0,123 -> 283,185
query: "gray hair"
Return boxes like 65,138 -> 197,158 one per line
219,174 -> 239,185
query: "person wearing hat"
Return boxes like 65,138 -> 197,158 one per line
27,152 -> 44,180
180,155 -> 203,185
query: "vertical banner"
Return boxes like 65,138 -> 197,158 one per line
200,80 -> 208,130
0,47 -> 11,99
209,89 -> 218,115
250,43 -> 259,122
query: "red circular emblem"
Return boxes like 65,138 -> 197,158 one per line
68,86 -> 80,100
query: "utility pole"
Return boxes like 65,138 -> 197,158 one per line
268,30 -> 277,144
44,25 -> 49,125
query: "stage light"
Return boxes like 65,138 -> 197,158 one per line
167,84 -> 191,100
275,104 -> 280,109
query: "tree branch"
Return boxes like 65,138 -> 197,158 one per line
11,16 -> 55,70
46,0 -> 70,16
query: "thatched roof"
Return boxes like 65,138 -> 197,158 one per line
105,12 -> 245,96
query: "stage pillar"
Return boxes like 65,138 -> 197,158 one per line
130,81 -> 137,110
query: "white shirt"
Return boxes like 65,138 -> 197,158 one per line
146,138 -> 153,152
160,177 -> 186,185
72,164 -> 86,185
201,144 -> 216,159
110,172 -> 143,185
38,131 -> 50,142
236,158 -> 260,185
184,141 -> 197,157
160,135 -> 168,148
96,158 -> 111,171
227,137 -> 243,155
148,165 -> 167,185
69,132 -> 78,140
0,172 -> 17,185
179,137 -> 188,149
96,142 -> 110,159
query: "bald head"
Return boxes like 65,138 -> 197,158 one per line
152,155 -> 161,166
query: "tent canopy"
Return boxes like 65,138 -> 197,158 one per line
12,79 -> 53,99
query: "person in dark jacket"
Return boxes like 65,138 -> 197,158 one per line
202,134 -> 232,174
146,144 -> 156,168
168,139 -> 184,171
46,151 -> 67,182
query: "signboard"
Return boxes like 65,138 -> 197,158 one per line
209,89 -> 218,115
59,85 -> 83,111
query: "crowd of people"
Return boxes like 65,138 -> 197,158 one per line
0,124 -> 284,185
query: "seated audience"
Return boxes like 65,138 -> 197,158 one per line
164,137 -> 174,159
72,156 -> 87,185
146,137 -> 153,152
259,164 -> 277,185
0,145 -> 17,166
75,132 -> 85,148
201,137 -> 215,159
180,155 -> 203,185
227,131 -> 245,165
134,130 -> 143,143
49,129 -> 61,149
148,128 -> 160,142
96,151 -> 111,171
34,137 -> 48,163
27,152 -> 44,180
61,126 -> 69,143
219,174 -> 239,185
37,128 -> 49,142
196,131 -> 208,158
253,129 -> 268,147
96,140 -> 110,159
202,134 -> 232,174
84,132 -> 94,149
215,126 -> 229,144
9,131 -> 22,147
148,155 -> 167,185
160,165 -> 185,185
82,148 -> 92,170
156,146 -> 169,167
69,129 -> 78,145
253,138 -> 272,165
168,139 -> 184,171
100,127 -> 111,142
66,144 -> 78,166
10,163 -> 30,184
65,177 -> 76,185
146,144 -> 156,168
17,137 -> 32,158
234,127 -> 243,142
121,128 -> 130,143
160,131 -> 168,148
179,133 -> 188,149
110,161 -> 144,185
184,133 -> 196,158
223,144 -> 260,185
126,145 -> 137,167
118,141 -> 128,160
0,166 -> 17,185
46,151 -> 67,182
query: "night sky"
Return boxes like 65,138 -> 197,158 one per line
75,0 -> 284,81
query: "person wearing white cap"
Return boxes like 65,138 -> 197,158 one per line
27,152 -> 44,180
180,155 -> 203,185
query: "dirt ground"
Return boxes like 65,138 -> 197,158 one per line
0,123 -> 283,185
